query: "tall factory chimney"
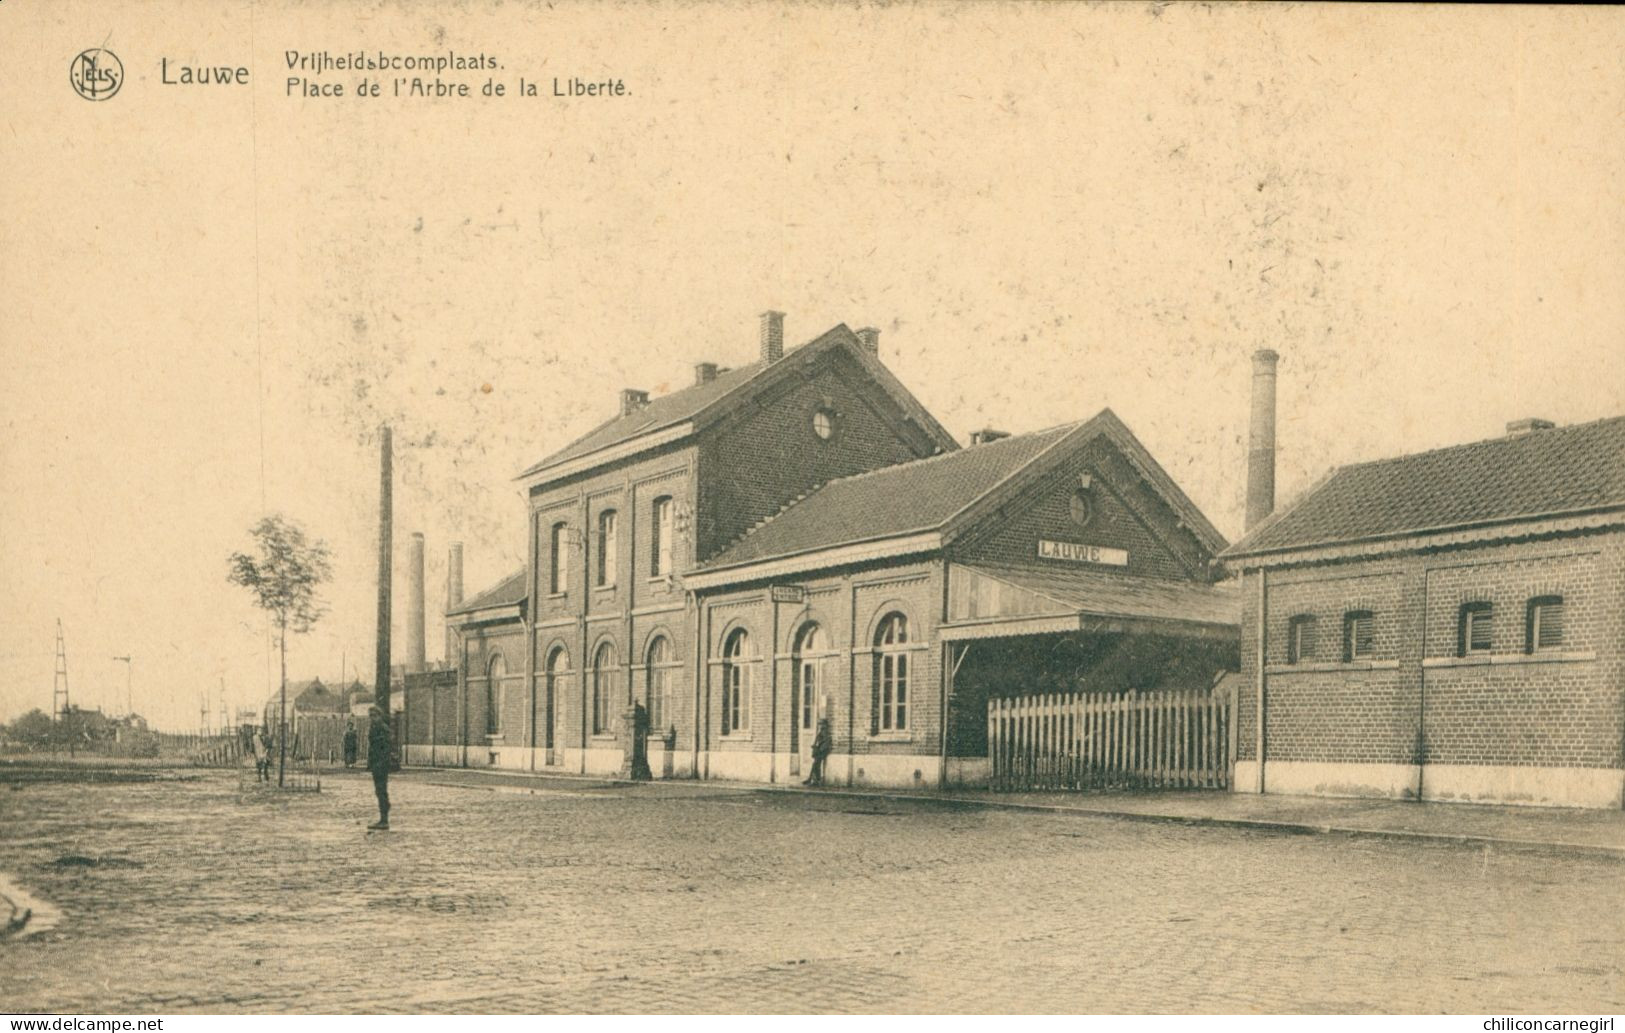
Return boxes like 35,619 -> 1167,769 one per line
1245,349 -> 1279,531
445,541 -> 463,666
374,426 -> 393,716
406,532 -> 426,674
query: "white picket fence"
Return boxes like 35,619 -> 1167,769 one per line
988,689 -> 1230,792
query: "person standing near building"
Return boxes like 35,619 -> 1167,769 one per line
342,719 -> 358,769
366,705 -> 391,830
804,698 -> 832,787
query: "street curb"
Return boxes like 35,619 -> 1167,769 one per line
400,766 -> 1625,862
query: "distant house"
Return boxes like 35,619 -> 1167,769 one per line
1222,414 -> 1625,809
262,678 -> 346,726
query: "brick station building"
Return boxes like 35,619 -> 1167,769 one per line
1222,413 -> 1625,809
405,313 -> 1240,787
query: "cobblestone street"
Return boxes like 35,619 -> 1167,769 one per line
3,769 -> 1623,1014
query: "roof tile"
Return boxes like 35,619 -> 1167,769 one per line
1226,415 -> 1625,557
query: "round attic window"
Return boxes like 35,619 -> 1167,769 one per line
1069,490 -> 1094,528
812,409 -> 836,441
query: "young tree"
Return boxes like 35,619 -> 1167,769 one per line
228,515 -> 333,786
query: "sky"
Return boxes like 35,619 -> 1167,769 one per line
2,2 -> 1622,729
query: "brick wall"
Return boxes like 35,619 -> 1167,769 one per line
954,438 -> 1208,581
1235,530 -> 1625,771
698,559 -> 944,760
697,351 -> 941,560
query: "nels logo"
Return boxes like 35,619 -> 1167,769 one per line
70,48 -> 124,101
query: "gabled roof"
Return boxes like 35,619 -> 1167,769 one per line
1224,415 -> 1625,561
688,409 -> 1227,585
515,325 -> 958,484
447,568 -> 527,617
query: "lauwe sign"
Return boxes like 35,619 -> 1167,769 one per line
1038,539 -> 1129,567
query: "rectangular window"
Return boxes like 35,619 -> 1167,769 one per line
879,652 -> 908,730
1459,603 -> 1493,656
1527,597 -> 1565,652
549,523 -> 568,594
1287,615 -> 1317,664
648,665 -> 666,730
651,497 -> 673,578
1343,611 -> 1375,662
597,510 -> 618,587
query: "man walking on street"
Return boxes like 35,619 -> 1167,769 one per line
366,705 -> 391,830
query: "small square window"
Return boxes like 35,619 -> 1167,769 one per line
1343,611 -> 1375,661
1526,596 -> 1564,653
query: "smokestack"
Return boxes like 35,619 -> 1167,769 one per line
1245,349 -> 1279,531
760,310 -> 785,363
855,327 -> 880,356
445,541 -> 463,667
406,532 -> 426,674
374,426 -> 393,719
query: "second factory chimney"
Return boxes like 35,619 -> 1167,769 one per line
445,541 -> 463,666
1245,349 -> 1279,531
406,532 -> 426,674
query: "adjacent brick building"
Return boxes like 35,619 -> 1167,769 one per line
1222,414 -> 1625,809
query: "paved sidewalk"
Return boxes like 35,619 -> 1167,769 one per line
401,765 -> 1625,858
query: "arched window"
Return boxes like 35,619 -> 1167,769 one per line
596,510 -> 618,587
592,641 -> 616,735
793,624 -> 825,736
545,647 -> 569,747
549,522 -> 569,594
651,496 -> 674,578
721,629 -> 751,735
645,635 -> 672,730
485,654 -> 506,736
874,613 -> 909,733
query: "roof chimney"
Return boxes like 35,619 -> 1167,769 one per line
855,327 -> 880,356
970,428 -> 1011,446
760,310 -> 785,363
1506,417 -> 1555,437
406,532 -> 426,674
619,388 -> 650,415
694,362 -> 719,385
1245,349 -> 1279,531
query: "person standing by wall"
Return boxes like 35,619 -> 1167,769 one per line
804,696 -> 832,787
342,719 -> 359,769
366,705 -> 391,830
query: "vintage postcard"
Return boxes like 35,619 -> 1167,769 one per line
2,0 -> 1622,1021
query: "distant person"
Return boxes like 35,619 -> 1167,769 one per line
804,701 -> 832,787
342,720 -> 359,769
366,706 -> 391,830
252,729 -> 271,782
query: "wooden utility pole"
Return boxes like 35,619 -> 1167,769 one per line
375,426 -> 393,719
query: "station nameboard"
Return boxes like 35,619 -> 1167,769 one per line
1038,539 -> 1129,567
769,584 -> 807,604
